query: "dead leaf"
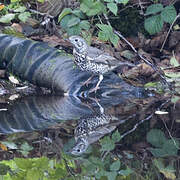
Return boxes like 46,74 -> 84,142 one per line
9,75 -> 19,84
0,142 -> 8,151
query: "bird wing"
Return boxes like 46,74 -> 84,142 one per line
87,46 -> 135,68
87,46 -> 119,66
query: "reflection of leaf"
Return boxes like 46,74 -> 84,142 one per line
2,141 -> 18,150
170,56 -> 179,67
147,129 -> 166,148
0,14 -> 16,23
110,160 -> 121,171
165,72 -> 180,78
171,96 -> 180,104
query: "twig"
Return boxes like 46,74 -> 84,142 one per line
160,13 -> 180,52
103,13 -> 172,89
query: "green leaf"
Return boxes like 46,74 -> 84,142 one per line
18,12 -> 31,23
118,167 -> 133,176
106,171 -> 117,180
67,17 -> 80,27
109,33 -> 119,46
67,25 -> 81,36
80,0 -> 106,16
161,5 -> 177,24
112,130 -> 121,143
2,141 -> 18,149
37,0 -> 45,2
163,139 -> 179,156
14,158 -> 33,170
26,169 -> 42,180
0,14 -> 16,23
20,142 -> 33,152
60,15 -> 72,29
100,136 -> 115,151
14,6 -> 26,13
170,56 -> 179,67
171,96 -> 180,104
79,20 -> 90,30
110,160 -> 121,171
98,30 -> 109,41
58,8 -> 72,22
72,9 -> 86,19
165,72 -> 180,78
0,163 -> 11,175
144,14 -> 163,34
145,3 -> 163,15
107,3 -> 118,15
146,129 -> 166,148
104,0 -> 114,2
115,0 -> 129,5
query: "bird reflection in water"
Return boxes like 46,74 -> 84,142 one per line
70,98 -> 132,156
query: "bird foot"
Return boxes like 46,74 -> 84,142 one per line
81,79 -> 91,87
81,75 -> 94,87
89,86 -> 100,93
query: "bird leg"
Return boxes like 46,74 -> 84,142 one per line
82,75 -> 94,87
89,74 -> 103,93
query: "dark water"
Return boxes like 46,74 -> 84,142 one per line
0,84 -> 179,179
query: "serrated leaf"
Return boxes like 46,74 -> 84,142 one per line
146,129 -> 166,148
98,31 -> 109,41
161,5 -> 177,24
72,9 -> 86,19
145,3 -> 163,15
58,8 -> 72,22
110,33 -> 119,46
79,20 -> 90,30
144,15 -> 163,34
18,12 -> 31,23
107,3 -> 118,15
0,14 -> 16,23
112,130 -> 121,143
110,160 -> 121,171
67,25 -> 81,36
170,56 -> 179,67
100,136 -> 115,151
67,17 -> 80,28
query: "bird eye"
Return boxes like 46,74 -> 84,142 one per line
75,39 -> 78,42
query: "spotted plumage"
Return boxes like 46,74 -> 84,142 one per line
70,113 -> 114,155
69,35 -> 134,93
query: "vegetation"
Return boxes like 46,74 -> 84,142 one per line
0,0 -> 180,180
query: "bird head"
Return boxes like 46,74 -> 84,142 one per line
70,138 -> 88,156
69,36 -> 88,54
